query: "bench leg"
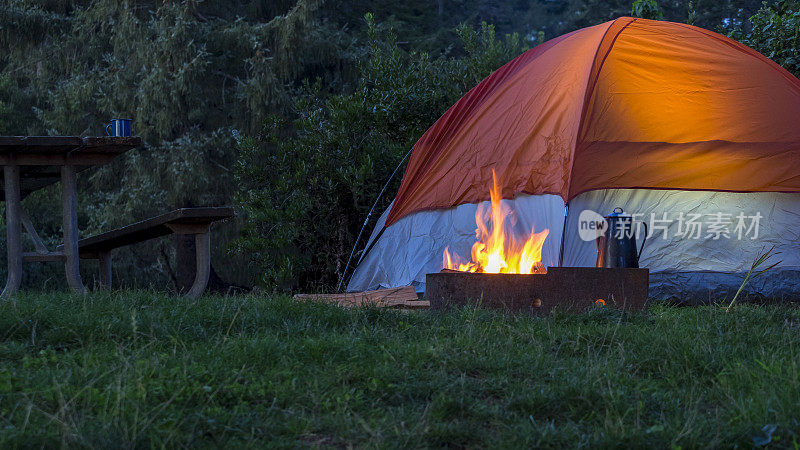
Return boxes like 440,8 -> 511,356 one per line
98,251 -> 112,289
61,165 -> 86,295
2,165 -> 22,298
185,231 -> 211,299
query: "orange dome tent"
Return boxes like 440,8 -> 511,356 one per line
387,17 -> 800,226
349,17 -> 800,300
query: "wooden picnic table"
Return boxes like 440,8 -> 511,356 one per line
0,136 -> 141,297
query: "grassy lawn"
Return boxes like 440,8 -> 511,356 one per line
0,292 -> 799,447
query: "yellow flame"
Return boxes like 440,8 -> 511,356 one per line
443,170 -> 549,274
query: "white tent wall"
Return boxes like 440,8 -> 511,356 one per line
564,190 -> 800,301
347,194 -> 566,293
348,189 -> 800,301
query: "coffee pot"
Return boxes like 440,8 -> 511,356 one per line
596,207 -> 647,268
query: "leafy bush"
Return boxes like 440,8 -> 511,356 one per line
631,0 -> 663,19
234,16 -> 526,291
732,0 -> 800,77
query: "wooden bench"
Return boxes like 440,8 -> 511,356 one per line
71,207 -> 234,298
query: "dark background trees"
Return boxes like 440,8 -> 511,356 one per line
1,0 -> 356,289
1,0 -> 796,292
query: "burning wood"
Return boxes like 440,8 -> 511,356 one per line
443,170 -> 549,274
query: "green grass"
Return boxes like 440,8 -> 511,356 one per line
0,292 -> 799,448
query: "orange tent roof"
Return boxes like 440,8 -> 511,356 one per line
386,17 -> 800,226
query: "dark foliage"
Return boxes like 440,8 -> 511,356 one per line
0,0 -> 788,291
0,0 -> 357,289
732,0 -> 800,77
234,18 -> 526,290
233,0 -> 794,292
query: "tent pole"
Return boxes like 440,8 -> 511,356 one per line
337,147 -> 413,293
558,202 -> 569,267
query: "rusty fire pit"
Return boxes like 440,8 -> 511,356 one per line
426,267 -> 648,314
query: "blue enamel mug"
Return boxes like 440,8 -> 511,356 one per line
106,118 -> 132,137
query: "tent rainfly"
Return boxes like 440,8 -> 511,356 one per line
348,17 -> 800,300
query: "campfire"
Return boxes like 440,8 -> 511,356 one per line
432,171 -> 648,314
443,170 -> 549,274
425,171 -> 649,314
